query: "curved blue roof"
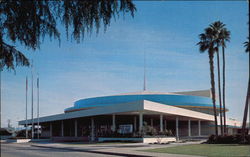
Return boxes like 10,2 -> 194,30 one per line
64,92 -> 220,112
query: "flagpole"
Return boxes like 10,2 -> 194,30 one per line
37,74 -> 39,139
31,61 -> 34,139
25,76 -> 28,138
143,51 -> 146,91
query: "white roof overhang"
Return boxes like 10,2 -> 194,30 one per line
143,100 -> 214,121
19,100 -> 144,125
19,100 -> 237,126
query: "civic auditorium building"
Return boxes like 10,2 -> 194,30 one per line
19,89 -> 241,143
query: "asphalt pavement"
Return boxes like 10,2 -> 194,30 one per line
1,143 -> 115,157
0,141 -> 203,157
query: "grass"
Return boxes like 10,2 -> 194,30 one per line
144,144 -> 250,157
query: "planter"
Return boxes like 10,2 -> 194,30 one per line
98,137 -> 176,143
52,136 -> 89,142
6,139 -> 31,143
143,137 -> 176,143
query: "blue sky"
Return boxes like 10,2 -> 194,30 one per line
1,1 -> 248,127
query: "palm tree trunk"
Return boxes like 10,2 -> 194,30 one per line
248,0 -> 250,136
241,80 -> 249,138
222,46 -> 227,134
242,47 -> 250,139
216,51 -> 223,135
209,52 -> 218,136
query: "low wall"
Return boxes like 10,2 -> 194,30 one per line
98,137 -> 142,142
6,139 -> 31,143
52,136 -> 89,142
98,137 -> 176,143
6,138 -> 51,143
30,139 -> 51,142
143,137 -> 176,143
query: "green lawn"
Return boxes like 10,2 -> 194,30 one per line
145,144 -> 250,157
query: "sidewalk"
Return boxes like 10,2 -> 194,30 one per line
31,141 -> 204,157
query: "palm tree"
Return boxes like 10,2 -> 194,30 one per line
197,27 -> 218,136
207,21 -> 230,135
219,28 -> 230,134
207,21 -> 231,135
242,37 -> 250,139
210,21 -> 225,135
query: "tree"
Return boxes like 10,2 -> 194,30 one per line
199,21 -> 230,136
219,28 -> 230,134
209,21 -> 230,135
210,21 -> 231,135
209,21 -> 224,135
242,37 -> 250,139
197,27 -> 219,136
0,0 -> 136,71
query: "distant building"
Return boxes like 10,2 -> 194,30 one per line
19,89 -> 241,142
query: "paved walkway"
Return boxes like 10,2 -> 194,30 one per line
31,141 -> 205,157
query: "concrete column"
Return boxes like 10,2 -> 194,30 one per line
91,118 -> 95,141
112,114 -> 116,132
74,119 -> 77,137
198,120 -> 201,136
40,125 -> 42,136
139,112 -> 143,132
176,117 -> 179,140
50,122 -> 53,138
150,118 -> 153,127
134,116 -> 137,132
61,121 -> 64,137
188,120 -> 191,137
164,119 -> 167,130
160,114 -> 163,132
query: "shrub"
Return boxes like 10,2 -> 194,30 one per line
245,135 -> 250,144
207,134 -> 250,144
207,134 -> 217,144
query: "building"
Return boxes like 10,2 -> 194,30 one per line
19,89 -> 241,143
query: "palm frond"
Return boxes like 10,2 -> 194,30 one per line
219,28 -> 230,47
244,37 -> 250,53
